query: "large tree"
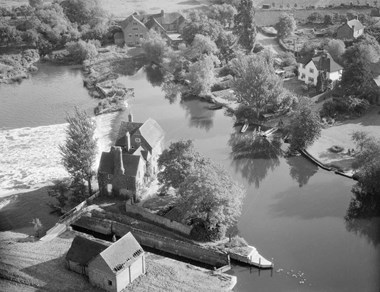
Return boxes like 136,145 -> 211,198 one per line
187,54 -> 217,96
207,4 -> 237,28
60,0 -> 106,26
276,13 -> 296,39
288,101 -> 322,152
60,107 -> 97,196
326,39 -> 345,64
178,162 -> 245,241
141,30 -> 170,64
231,53 -> 284,121
234,0 -> 256,53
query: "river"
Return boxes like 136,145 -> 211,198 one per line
0,63 -> 378,291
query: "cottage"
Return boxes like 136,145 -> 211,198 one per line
336,18 -> 364,40
298,52 -> 343,86
66,233 -> 145,292
119,14 -> 148,46
98,115 -> 164,201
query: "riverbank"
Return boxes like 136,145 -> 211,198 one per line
307,105 -> 380,173
0,49 -> 39,84
0,230 -> 236,292
0,112 -> 117,198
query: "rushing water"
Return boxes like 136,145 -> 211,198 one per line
0,63 -> 378,291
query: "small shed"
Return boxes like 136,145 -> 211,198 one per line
88,232 -> 146,292
65,236 -> 109,275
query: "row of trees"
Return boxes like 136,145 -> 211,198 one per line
0,0 -> 111,56
158,140 -> 245,241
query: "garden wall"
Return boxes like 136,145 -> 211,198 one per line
125,203 -> 192,236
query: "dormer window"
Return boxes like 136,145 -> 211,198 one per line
135,138 -> 141,143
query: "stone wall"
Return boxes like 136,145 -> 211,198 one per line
125,203 -> 192,236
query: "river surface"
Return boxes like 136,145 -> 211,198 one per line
0,63 -> 378,292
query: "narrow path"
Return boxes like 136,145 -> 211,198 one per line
256,32 -> 284,55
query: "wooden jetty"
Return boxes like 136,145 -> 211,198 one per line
228,245 -> 273,269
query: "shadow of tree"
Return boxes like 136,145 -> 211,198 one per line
229,130 -> 282,187
180,99 -> 215,132
287,156 -> 318,187
144,64 -> 165,87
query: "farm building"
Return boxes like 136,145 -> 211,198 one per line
336,18 -> 364,40
66,233 -> 145,292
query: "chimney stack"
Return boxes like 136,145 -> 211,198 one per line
128,112 -> 133,122
125,132 -> 131,152
112,146 -> 125,176
161,9 -> 164,16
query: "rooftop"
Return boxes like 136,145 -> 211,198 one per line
66,236 -> 109,265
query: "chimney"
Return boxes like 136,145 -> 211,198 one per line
112,146 -> 125,176
128,112 -> 133,122
160,9 -> 164,16
125,132 -> 131,152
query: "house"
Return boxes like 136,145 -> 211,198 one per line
98,115 -> 164,201
298,52 -> 343,86
66,233 -> 145,292
336,18 -> 364,40
119,14 -> 148,46
146,10 -> 185,33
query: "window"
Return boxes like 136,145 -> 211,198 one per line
108,280 -> 112,286
129,34 -> 132,38
135,137 -> 141,143
140,34 -> 143,37
301,73 -> 305,79
133,27 -> 138,30
309,68 -> 314,73
135,34 -> 138,37
308,77 -> 314,82
107,174 -> 111,180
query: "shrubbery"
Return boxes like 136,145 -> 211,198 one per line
65,39 -> 98,63
320,97 -> 370,118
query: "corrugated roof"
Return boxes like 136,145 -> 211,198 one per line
99,232 -> 144,273
66,236 -> 109,265
346,19 -> 364,31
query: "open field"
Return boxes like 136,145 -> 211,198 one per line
0,231 -> 235,292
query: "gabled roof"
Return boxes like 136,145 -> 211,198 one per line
138,118 -> 165,150
98,150 -> 141,176
116,121 -> 143,146
99,232 -> 144,273
149,11 -> 184,26
346,19 -> 364,31
145,17 -> 166,31
298,53 -> 343,73
66,236 -> 109,265
120,14 -> 146,29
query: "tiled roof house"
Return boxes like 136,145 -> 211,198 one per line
98,115 -> 164,201
66,233 -> 145,292
298,52 -> 343,86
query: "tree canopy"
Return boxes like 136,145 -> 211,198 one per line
231,53 -> 284,121
288,101 -> 322,152
276,13 -> 296,39
65,39 -> 98,63
60,0 -> 106,26
233,0 -> 256,53
141,30 -> 170,64
187,54 -> 217,96
60,107 -> 97,196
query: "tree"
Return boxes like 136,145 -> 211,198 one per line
326,39 -> 345,64
187,54 -> 217,96
60,107 -> 97,196
65,39 -> 98,63
276,13 -> 296,39
187,34 -> 218,60
324,14 -> 333,25
288,101 -> 322,152
232,53 -> 284,121
316,70 -> 327,93
307,12 -> 323,23
31,218 -> 43,238
181,11 -> 223,45
141,30 -> 170,64
178,161 -> 245,241
215,30 -> 236,64
29,0 -> 44,8
207,4 -> 237,28
234,0 -> 256,53
158,140 -> 205,190
60,0 -> 106,26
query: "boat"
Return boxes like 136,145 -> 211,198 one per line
207,104 -> 223,110
261,127 -> 278,137
240,122 -> 249,133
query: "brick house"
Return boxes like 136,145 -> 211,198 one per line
98,115 -> 164,201
66,233 -> 145,292
336,18 -> 364,41
119,14 -> 148,46
298,52 -> 343,86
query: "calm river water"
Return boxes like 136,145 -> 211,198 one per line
0,63 -> 378,291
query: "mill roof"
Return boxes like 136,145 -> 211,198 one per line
119,14 -> 146,29
99,232 -> 144,273
145,17 -> 166,31
149,11 -> 184,26
66,236 -> 109,265
98,151 -> 141,176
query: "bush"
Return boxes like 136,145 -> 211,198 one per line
65,40 -> 98,63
